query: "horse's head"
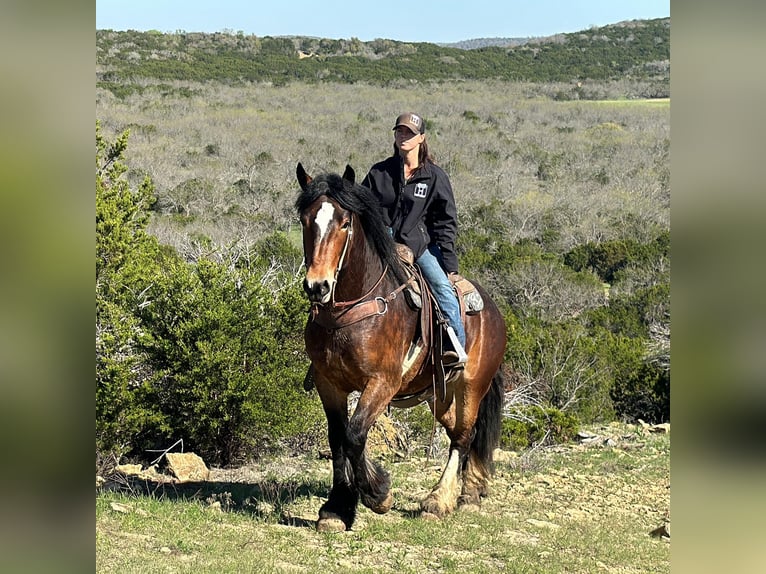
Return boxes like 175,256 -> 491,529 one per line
295,163 -> 357,304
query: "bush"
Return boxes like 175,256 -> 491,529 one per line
136,258 -> 320,465
97,122 -> 167,459
96,124 -> 323,466
611,361 -> 669,423
500,407 -> 579,450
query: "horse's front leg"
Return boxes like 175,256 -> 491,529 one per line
316,387 -> 357,532
346,382 -> 395,515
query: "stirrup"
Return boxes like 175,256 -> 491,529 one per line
442,350 -> 465,368
444,326 -> 467,365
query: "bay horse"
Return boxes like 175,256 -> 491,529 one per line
295,163 -> 507,532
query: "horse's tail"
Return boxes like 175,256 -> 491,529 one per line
471,369 -> 505,476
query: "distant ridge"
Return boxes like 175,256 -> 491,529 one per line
438,37 -> 531,50
97,18 -> 669,88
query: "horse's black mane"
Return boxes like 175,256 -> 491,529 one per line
295,172 -> 407,284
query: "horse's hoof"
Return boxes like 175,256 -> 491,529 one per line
316,517 -> 347,533
369,491 -> 393,514
458,502 -> 481,513
420,497 -> 452,518
458,494 -> 482,511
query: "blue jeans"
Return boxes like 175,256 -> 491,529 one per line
416,245 -> 466,348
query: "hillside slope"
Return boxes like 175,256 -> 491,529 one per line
97,18 -> 668,86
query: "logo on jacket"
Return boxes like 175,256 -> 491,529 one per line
413,183 -> 428,198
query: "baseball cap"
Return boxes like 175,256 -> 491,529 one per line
393,112 -> 425,135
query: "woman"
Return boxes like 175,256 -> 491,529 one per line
362,112 -> 466,366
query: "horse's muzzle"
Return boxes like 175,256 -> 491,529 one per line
304,277 -> 332,303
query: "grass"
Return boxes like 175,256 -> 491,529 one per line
97,424 -> 669,573
580,98 -> 670,107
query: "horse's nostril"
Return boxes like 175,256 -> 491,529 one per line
304,278 -> 331,302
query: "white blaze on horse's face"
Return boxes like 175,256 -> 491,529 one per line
303,197 -> 348,304
314,201 -> 335,241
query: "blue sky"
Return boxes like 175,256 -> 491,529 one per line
96,0 -> 669,44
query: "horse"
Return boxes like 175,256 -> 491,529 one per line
295,163 -> 507,532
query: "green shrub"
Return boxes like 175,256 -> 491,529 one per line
500,407 -> 579,450
97,122 -> 167,460
564,233 -> 669,284
591,330 -> 669,423
137,258 -> 320,465
96,124 -> 323,466
611,361 -> 669,423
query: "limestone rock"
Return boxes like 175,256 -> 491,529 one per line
165,452 -> 209,482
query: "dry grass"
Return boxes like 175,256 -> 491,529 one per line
96,80 -> 669,257
97,422 -> 669,573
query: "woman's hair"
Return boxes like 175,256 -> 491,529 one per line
391,136 -> 435,167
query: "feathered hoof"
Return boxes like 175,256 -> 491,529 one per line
316,516 -> 347,533
458,494 -> 482,512
458,501 -> 481,513
420,496 -> 453,519
368,491 -> 393,514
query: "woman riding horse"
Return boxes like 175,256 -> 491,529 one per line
296,163 -> 506,532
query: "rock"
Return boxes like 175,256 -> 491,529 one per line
165,452 -> 209,482
649,423 -> 670,434
366,414 -> 405,456
115,463 -> 143,476
137,464 -> 170,482
110,502 -> 132,513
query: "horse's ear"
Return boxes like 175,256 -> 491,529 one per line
296,162 -> 312,191
342,164 -> 355,185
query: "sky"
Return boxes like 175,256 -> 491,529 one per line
96,0 -> 670,44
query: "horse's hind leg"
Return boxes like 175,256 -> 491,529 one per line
459,370 -> 504,510
421,370 -> 503,518
420,446 -> 464,519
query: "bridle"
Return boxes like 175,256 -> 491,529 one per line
307,211 -> 413,330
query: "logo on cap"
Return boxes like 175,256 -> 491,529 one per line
394,112 -> 425,134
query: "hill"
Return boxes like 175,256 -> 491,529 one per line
96,18 -> 668,89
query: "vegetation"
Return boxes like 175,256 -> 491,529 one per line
97,124 -> 324,467
97,424 -> 670,573
96,20 -> 669,468
97,18 -> 668,93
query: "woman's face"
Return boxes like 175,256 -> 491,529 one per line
394,126 -> 424,152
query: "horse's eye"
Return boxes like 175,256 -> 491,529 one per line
341,220 -> 351,230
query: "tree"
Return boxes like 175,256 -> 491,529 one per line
96,121 -> 167,459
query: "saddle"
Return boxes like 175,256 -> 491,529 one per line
388,244 -> 485,409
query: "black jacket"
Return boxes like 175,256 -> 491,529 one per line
362,156 -> 459,273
